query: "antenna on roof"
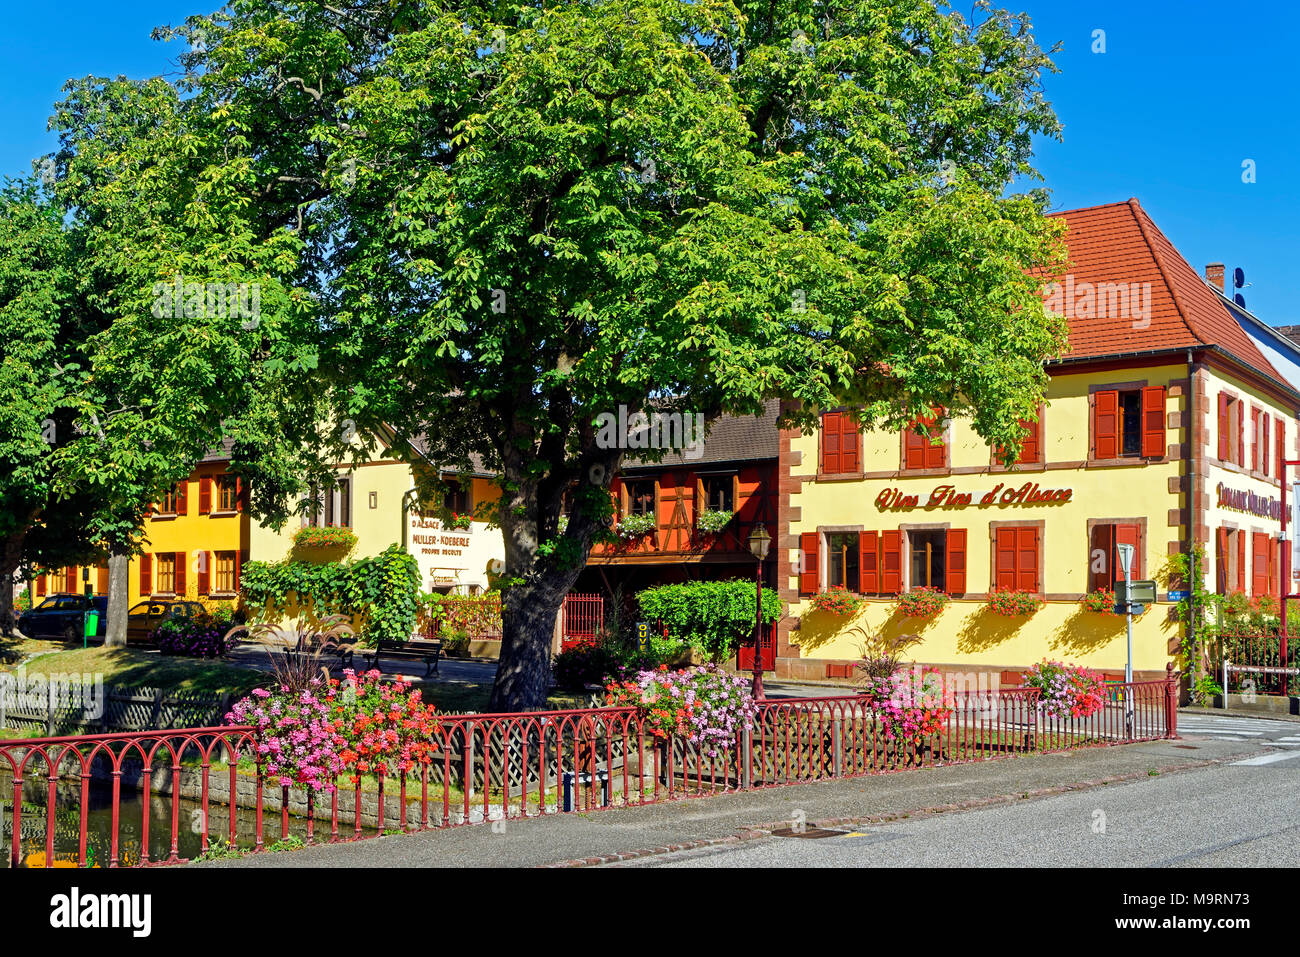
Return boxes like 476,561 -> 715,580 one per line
1233,267 -> 1246,289
1234,293 -> 1247,308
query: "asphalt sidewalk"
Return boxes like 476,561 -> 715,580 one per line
199,733 -> 1265,869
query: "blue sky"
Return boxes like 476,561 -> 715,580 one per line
1,0 -> 1294,324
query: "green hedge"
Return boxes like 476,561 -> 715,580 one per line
637,579 -> 782,662
240,543 -> 420,646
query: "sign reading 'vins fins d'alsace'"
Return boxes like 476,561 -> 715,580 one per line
875,482 -> 1074,512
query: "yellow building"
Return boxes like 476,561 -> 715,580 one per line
774,200 -> 1300,687
34,446 -> 250,609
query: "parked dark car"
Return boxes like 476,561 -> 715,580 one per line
17,595 -> 109,641
124,599 -> 207,645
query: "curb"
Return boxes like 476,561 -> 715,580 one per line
536,754 -> 1232,868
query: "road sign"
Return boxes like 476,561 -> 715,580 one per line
1116,543 -> 1135,577
1115,580 -> 1156,604
1167,590 -> 1189,602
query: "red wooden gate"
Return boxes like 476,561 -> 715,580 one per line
560,593 -> 604,650
736,621 -> 776,672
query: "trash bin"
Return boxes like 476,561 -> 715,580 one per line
83,611 -> 99,646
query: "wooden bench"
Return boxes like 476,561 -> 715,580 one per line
359,637 -> 443,678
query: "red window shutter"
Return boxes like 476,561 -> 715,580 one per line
96,565 -> 108,594
1095,391 -> 1120,460
1215,528 -> 1229,593
1089,525 -> 1116,592
945,528 -> 967,595
1115,524 -> 1140,582
925,428 -> 945,469
174,551 -> 187,597
63,566 -> 75,593
199,477 -> 212,514
1237,401 -> 1245,468
1017,417 -> 1041,465
821,412 -> 841,474
1263,416 -> 1272,476
236,477 -> 247,512
1016,527 -> 1039,593
1269,539 -> 1279,596
880,531 -> 902,594
904,424 -> 926,470
799,532 -> 819,596
995,528 -> 1017,592
1250,409 -> 1260,471
36,576 -> 46,597
859,531 -> 879,594
235,550 -> 245,593
140,553 -> 153,596
1217,394 -> 1230,462
1236,531 -> 1246,594
176,481 -> 188,515
1252,533 -> 1270,597
839,415 -> 859,472
1141,387 -> 1166,458
1278,417 -> 1287,476
197,551 -> 210,596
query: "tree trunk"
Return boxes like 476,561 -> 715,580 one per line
104,546 -> 131,647
0,530 -> 24,638
489,577 -> 578,712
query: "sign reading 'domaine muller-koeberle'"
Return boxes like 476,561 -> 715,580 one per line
1216,482 -> 1281,522
407,511 -> 501,592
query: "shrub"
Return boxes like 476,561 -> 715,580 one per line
845,624 -> 923,681
1081,589 -> 1117,615
1021,660 -> 1106,720
986,589 -> 1041,617
293,525 -> 358,552
605,665 -> 756,757
553,643 -> 623,690
695,509 -> 733,534
637,579 -> 782,662
809,586 -> 861,617
240,543 -> 419,646
155,615 -> 229,658
895,587 -> 949,619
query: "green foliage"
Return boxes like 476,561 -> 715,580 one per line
638,579 -> 781,662
695,509 -> 734,534
615,513 -> 658,539
241,544 -> 420,646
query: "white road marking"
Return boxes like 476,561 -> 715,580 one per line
1231,751 -> 1300,766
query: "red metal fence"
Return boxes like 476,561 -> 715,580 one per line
1,675 -> 1177,868
560,593 -> 604,650
1214,634 -> 1298,696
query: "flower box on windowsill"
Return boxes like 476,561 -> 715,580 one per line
615,513 -> 658,540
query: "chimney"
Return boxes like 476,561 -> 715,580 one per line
1205,263 -> 1225,292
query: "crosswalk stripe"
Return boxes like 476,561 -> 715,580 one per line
1231,751 -> 1300,766
1182,729 -> 1263,736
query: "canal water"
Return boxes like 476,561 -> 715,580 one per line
0,770 -> 319,867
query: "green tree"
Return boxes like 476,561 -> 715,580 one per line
171,0 -> 1066,709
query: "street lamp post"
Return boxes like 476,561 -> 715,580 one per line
746,523 -> 772,700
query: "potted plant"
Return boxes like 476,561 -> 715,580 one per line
293,525 -> 359,553
1080,589 -> 1118,615
809,586 -> 862,617
1020,660 -> 1106,720
695,509 -> 733,535
615,512 -> 657,540
445,512 -> 474,531
986,589 -> 1042,618
895,586 -> 949,620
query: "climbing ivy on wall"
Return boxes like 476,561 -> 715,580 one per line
240,543 -> 419,646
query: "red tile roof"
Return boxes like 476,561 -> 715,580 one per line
1046,199 -> 1284,387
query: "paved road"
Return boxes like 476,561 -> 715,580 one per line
610,713 -> 1300,868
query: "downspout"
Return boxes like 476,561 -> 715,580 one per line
1185,349 -> 1199,687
